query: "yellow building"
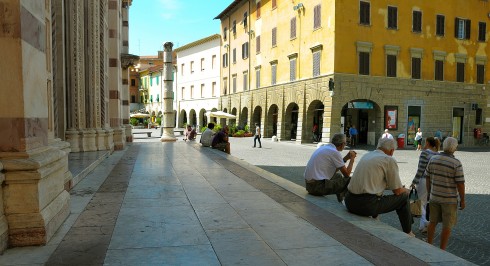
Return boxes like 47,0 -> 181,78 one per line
216,0 -> 490,147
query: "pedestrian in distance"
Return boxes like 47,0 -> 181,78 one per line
304,133 -> 356,203
426,137 -> 465,250
410,136 -> 440,233
349,125 -> 358,146
415,128 -> 423,150
253,123 -> 262,148
344,137 -> 415,237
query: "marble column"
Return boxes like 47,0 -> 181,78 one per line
0,1 -> 70,249
160,42 -> 177,142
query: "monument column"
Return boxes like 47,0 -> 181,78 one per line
160,42 -> 177,142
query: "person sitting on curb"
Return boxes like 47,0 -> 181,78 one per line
184,125 -> 197,141
344,137 -> 415,237
211,125 -> 230,154
304,133 -> 356,202
200,123 -> 215,147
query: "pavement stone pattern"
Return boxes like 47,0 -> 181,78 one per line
223,136 -> 490,266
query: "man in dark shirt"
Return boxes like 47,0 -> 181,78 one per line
212,125 -> 230,154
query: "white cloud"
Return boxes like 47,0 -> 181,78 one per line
158,0 -> 181,20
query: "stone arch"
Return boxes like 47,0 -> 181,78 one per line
240,107 -> 249,130
285,102 -> 299,140
230,107 -> 237,126
252,105 -> 262,127
305,100 -> 324,143
179,109 -> 187,127
267,104 -> 279,138
189,109 -> 197,127
199,108 -> 207,130
341,99 -> 381,146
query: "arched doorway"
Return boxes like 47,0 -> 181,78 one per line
180,110 -> 187,127
306,100 -> 324,143
267,104 -> 279,137
230,107 -> 237,126
285,103 -> 299,140
199,108 -> 207,130
341,100 -> 381,146
189,109 -> 197,127
240,107 -> 249,130
252,106 -> 262,127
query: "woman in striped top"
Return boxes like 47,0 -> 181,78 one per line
411,136 -> 440,232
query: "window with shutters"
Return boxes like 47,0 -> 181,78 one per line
222,53 -> 228,68
232,20 -> 236,35
290,17 -> 296,39
272,0 -> 276,9
360,1 -> 370,25
411,57 -> 421,79
359,52 -> 370,75
479,22 -> 486,42
290,58 -> 297,81
413,10 -> 422,33
201,84 -> 205,98
272,27 -> 277,47
256,68 -> 261,89
232,75 -> 237,93
233,48 -> 236,64
387,55 -> 397,77
223,78 -> 228,95
223,27 -> 228,40
477,64 -> 485,84
212,82 -> 216,97
242,42 -> 249,59
456,62 -> 465,82
190,85 -> 194,99
257,1 -> 261,18
201,58 -> 205,71
243,12 -> 248,28
314,4 -> 321,29
455,18 -> 470,40
212,55 -> 216,69
243,71 -> 248,91
435,60 -> 444,81
181,64 -> 184,75
313,51 -> 321,77
436,15 -> 445,36
271,63 -> 277,85
388,6 -> 397,29
256,35 -> 261,54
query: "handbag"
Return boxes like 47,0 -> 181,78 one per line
409,188 -> 422,217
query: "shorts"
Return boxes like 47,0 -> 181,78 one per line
428,202 -> 458,229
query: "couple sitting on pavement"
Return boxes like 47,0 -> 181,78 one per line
304,133 -> 415,236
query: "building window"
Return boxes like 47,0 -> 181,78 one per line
212,82 -> 216,97
313,4 -> 321,29
232,20 -> 236,35
156,94 -> 160,102
455,18 -> 471,40
223,27 -> 227,41
479,22 -> 486,42
243,71 -> 248,91
456,62 -> 465,82
131,79 -> 135,86
272,27 -> 277,47
256,35 -> 261,54
359,52 -> 370,75
223,78 -> 228,95
257,1 -> 261,18
272,0 -> 276,9
271,63 -> 277,85
223,53 -> 228,68
476,108 -> 483,125
232,75 -> 237,93
233,48 -> 236,63
360,1 -> 370,25
150,76 -> 153,86
313,51 -> 321,77
256,68 -> 261,89
242,42 -> 249,59
290,17 -> 296,39
190,85 -> 194,98
412,10 -> 422,33
290,57 -> 297,81
181,63 -> 184,75
435,60 -> 444,81
477,64 -> 485,84
181,87 -> 185,99
388,6 -> 398,29
156,76 -> 159,85
212,55 -> 216,69
436,15 -> 445,36
411,57 -> 421,79
387,55 -> 397,77
201,84 -> 204,98
243,12 -> 248,28
190,61 -> 194,73
131,95 -> 136,103
201,58 -> 205,71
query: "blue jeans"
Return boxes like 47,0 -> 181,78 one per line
254,135 -> 261,147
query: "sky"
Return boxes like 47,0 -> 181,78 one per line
129,0 -> 233,56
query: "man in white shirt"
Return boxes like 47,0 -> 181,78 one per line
200,123 -> 215,147
304,133 -> 356,202
382,129 -> 394,139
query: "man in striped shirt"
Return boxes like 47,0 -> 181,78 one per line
425,137 -> 465,250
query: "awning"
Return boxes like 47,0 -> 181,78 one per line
130,113 -> 150,118
208,111 -> 236,119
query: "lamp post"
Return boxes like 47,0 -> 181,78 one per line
160,42 -> 177,142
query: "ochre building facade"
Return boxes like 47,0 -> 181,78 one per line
216,0 -> 490,146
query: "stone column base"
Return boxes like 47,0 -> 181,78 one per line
112,127 -> 125,150
81,129 -> 97,151
123,124 -> 133,142
65,129 -> 81,152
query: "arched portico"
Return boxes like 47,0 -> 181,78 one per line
179,110 -> 187,127
230,107 -> 237,126
267,104 -> 279,138
305,101 -> 324,143
189,109 -> 197,127
240,107 -> 249,130
252,106 -> 262,129
199,108 -> 207,130
285,103 -> 299,140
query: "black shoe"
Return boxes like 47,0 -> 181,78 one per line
336,191 -> 346,203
